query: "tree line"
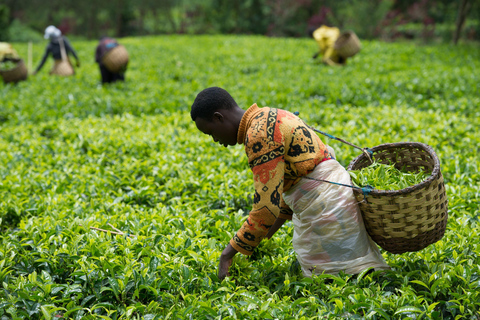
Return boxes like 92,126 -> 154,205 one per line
1,0 -> 479,43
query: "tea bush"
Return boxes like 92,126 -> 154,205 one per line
0,35 -> 479,319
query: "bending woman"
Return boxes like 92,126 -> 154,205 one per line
34,25 -> 80,75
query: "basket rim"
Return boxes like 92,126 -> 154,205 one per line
0,58 -> 25,74
334,31 -> 358,47
346,142 -> 441,196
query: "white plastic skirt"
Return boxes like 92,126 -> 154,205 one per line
283,156 -> 390,277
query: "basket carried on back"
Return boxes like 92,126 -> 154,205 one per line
102,45 -> 129,73
50,37 -> 74,76
347,142 -> 448,254
334,31 -> 361,58
0,59 -> 28,84
50,59 -> 74,76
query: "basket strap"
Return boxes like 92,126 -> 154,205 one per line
292,110 -> 375,198
302,175 -> 374,199
293,111 -> 374,163
58,37 -> 68,62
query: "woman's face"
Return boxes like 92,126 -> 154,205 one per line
194,112 -> 237,148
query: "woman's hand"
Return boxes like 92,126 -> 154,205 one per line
218,243 -> 238,280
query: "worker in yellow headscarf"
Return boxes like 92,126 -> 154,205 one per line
0,42 -> 19,62
310,25 -> 346,66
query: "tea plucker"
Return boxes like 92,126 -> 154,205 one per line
190,87 -> 390,279
95,36 -> 126,84
310,25 -> 346,66
34,25 -> 80,75
0,42 -> 19,62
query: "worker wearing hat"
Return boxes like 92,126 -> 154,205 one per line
34,25 -> 80,75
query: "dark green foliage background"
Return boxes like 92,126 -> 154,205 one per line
0,35 -> 479,319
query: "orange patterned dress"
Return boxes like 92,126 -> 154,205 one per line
231,104 -> 333,255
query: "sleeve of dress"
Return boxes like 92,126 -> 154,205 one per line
64,38 -> 79,60
322,46 -> 336,64
35,46 -> 50,72
229,141 -> 286,255
279,197 -> 293,220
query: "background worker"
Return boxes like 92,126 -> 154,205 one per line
0,42 -> 28,83
310,25 -> 346,66
95,36 -> 126,84
34,25 -> 80,75
0,42 -> 19,62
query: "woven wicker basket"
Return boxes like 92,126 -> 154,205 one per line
50,59 -> 74,76
102,45 -> 129,73
347,142 -> 448,254
334,31 -> 361,58
0,59 -> 28,84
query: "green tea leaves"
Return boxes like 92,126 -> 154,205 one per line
0,35 -> 479,319
349,161 -> 430,191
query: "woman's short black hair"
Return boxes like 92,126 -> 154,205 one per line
190,87 -> 238,121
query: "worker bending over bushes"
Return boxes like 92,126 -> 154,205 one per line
190,87 -> 389,279
34,25 -> 80,76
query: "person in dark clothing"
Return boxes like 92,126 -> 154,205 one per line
34,25 -> 80,75
95,37 -> 126,84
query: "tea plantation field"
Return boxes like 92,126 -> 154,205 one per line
1,35 -> 479,319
